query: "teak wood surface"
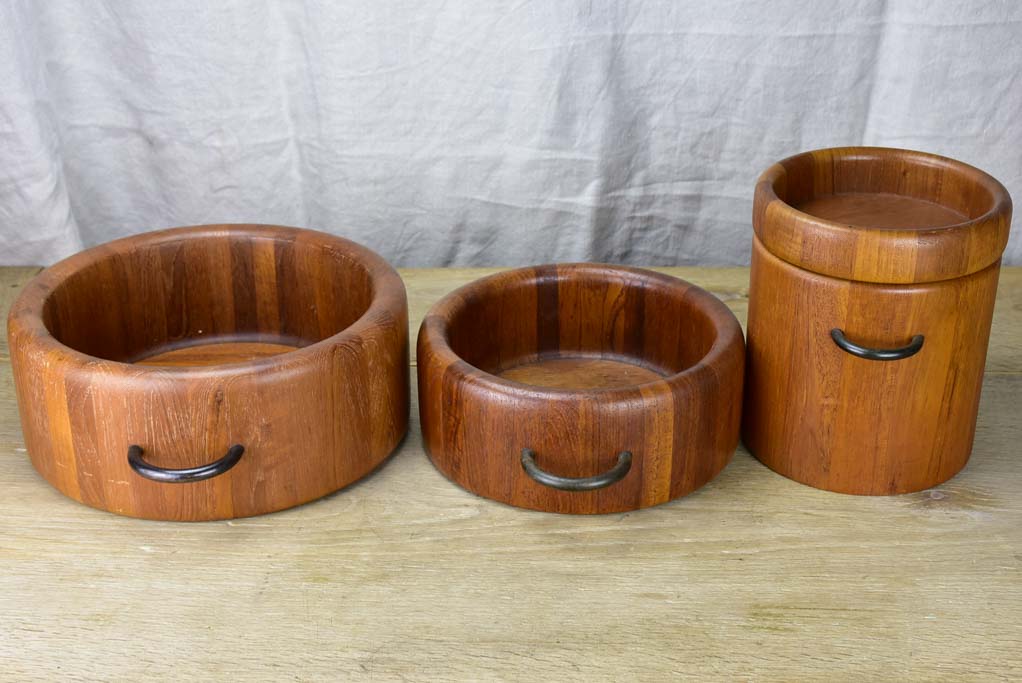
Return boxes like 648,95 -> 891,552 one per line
2,266 -> 1021,680
418,264 -> 744,513
745,238 -> 1000,495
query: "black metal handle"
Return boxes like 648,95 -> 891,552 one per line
830,328 -> 924,361
128,444 -> 244,483
520,448 -> 632,491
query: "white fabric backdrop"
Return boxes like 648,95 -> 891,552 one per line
2,0 -> 1020,267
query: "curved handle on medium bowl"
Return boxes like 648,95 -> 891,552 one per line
830,328 -> 924,361
128,444 -> 245,483
520,448 -> 632,491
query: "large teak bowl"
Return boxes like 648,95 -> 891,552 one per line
8,224 -> 409,520
417,264 -> 745,514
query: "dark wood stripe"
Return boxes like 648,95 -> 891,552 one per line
534,264 -> 560,355
230,238 -> 258,334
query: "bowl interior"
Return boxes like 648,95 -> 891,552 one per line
772,149 -> 998,230
41,231 -> 374,364
444,266 -> 718,390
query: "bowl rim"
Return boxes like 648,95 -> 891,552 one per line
753,146 -> 1012,284
7,223 -> 406,380
418,262 -> 745,402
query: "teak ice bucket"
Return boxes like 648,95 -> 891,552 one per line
743,147 -> 1012,495
8,225 -> 409,520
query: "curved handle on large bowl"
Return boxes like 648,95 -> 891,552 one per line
128,444 -> 245,483
830,328 -> 924,361
520,448 -> 632,491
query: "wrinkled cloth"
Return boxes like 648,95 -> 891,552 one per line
1,0 -> 1020,267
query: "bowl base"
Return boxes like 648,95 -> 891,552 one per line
136,340 -> 299,367
496,354 -> 665,390
794,191 -> 967,230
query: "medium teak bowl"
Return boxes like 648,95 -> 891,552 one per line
417,263 -> 745,514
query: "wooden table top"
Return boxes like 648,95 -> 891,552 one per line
2,265 -> 1020,681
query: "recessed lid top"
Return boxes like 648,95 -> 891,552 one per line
753,147 -> 1012,284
